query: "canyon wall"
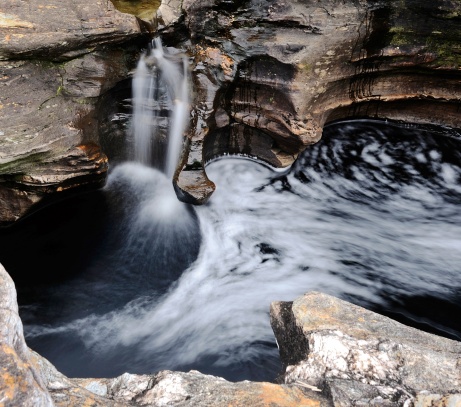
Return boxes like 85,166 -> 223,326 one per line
1,0 -> 460,217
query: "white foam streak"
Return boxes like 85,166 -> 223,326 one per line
132,56 -> 156,165
166,68 -> 189,178
131,38 -> 190,178
24,135 -> 461,377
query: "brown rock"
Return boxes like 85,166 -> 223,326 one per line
0,0 -> 139,60
173,0 -> 461,203
109,0 -> 161,23
0,0 -> 142,223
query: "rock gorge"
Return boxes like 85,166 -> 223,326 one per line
2,261 -> 461,406
1,0 -> 461,406
1,0 -> 460,218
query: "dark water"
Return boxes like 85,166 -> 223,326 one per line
1,120 -> 460,382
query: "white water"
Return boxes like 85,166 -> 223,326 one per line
131,38 -> 189,178
18,121 -> 461,381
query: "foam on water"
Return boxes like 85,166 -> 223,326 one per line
13,121 -> 461,381
131,38 -> 189,178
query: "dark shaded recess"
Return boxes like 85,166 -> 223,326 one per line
326,95 -> 461,131
205,55 -> 299,163
212,0 -> 249,13
363,7 -> 393,58
186,3 -> 231,41
390,1 -> 461,49
370,294 -> 461,341
404,0 -> 461,20
204,123 -> 270,160
0,190 -> 108,286
235,55 -> 296,84
157,14 -> 190,44
204,123 -> 285,166
97,77 -> 133,165
269,301 -> 309,378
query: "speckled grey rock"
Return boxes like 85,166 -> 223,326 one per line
271,292 -> 461,406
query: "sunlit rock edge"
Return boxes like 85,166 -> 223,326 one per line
1,263 -> 460,407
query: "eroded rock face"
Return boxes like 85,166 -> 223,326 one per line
270,292 -> 461,406
1,0 -> 461,214
172,0 -> 461,202
0,0 -> 143,224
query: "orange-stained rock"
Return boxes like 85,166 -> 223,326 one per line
0,263 -> 54,406
74,370 -> 331,406
0,0 -> 141,224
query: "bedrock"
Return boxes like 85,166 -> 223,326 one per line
1,263 -> 460,406
2,0 -> 461,218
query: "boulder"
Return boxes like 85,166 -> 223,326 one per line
0,263 -> 53,406
74,370 -> 330,406
270,292 -> 461,406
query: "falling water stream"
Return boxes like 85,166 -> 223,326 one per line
0,40 -> 460,382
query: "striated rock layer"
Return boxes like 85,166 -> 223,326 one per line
1,0 -> 461,216
172,0 -> 461,202
0,0 -> 142,224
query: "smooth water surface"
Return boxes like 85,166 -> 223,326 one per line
1,120 -> 460,382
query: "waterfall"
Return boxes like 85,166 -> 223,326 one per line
131,37 -> 190,178
11,120 -> 461,381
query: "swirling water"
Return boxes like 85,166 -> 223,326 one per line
2,120 -> 461,382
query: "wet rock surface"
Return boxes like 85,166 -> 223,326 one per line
1,0 -> 461,215
172,0 -> 461,201
0,0 -> 143,224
